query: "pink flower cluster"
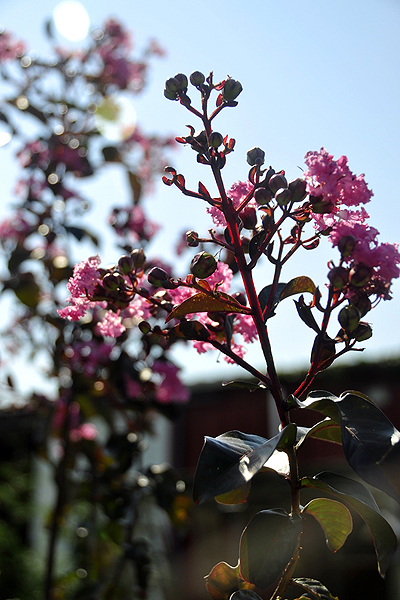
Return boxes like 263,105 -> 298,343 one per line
304,148 -> 400,289
58,254 -> 106,321
169,262 -> 258,361
0,30 -> 24,62
304,148 -> 373,210
207,180 -> 256,227
152,360 -> 189,403
109,205 -> 160,242
93,19 -> 146,91
0,211 -> 33,244
66,339 -> 114,377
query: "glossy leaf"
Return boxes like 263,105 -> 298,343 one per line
248,230 -> 266,260
258,277 -> 316,321
310,335 -> 336,371
229,591 -> 262,600
166,291 -> 249,323
205,561 -> 254,600
193,426 -> 296,504
303,498 -> 352,551
301,471 -> 397,575
279,276 -> 316,301
297,391 -> 400,502
296,418 -> 342,450
221,381 -> 267,391
294,295 -> 321,334
216,482 -> 252,505
290,578 -> 339,600
239,509 -> 302,588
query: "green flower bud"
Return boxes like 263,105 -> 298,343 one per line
338,235 -> 356,258
186,230 -> 199,247
275,188 -> 292,207
190,71 -> 205,86
338,305 -> 360,333
349,264 -> 371,287
247,147 -> 265,166
254,187 -> 272,205
138,321 -> 152,335
164,88 -> 178,101
165,77 -> 180,92
208,131 -> 224,148
148,266 -> 170,287
130,248 -> 146,270
353,293 -> 371,317
222,78 -> 242,101
288,178 -> 307,203
102,272 -> 123,291
353,322 -> 373,341
328,266 -> 349,290
268,173 -> 288,195
118,255 -> 134,274
174,73 -> 188,92
190,251 -> 217,279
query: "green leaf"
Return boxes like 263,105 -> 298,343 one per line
166,291 -> 250,323
205,561 -> 254,600
301,471 -> 397,575
239,509 -> 302,588
193,426 -> 296,504
216,482 -> 252,505
297,390 -> 400,502
128,171 -> 142,204
296,418 -> 342,450
258,277 -> 316,321
290,578 -> 339,600
229,591 -> 262,600
303,498 -> 352,551
279,276 -> 316,301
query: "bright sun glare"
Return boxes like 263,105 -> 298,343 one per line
53,1 -> 90,42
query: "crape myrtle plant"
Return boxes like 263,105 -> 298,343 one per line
0,22 -> 193,600
59,70 -> 400,600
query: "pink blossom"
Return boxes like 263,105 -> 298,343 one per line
207,180 -> 256,227
109,205 -> 160,242
0,30 -> 25,61
95,312 -> 126,337
67,255 -> 101,298
124,374 -> 142,399
70,423 -> 98,442
0,211 -> 33,243
123,295 -> 152,321
169,262 -> 257,362
103,18 -> 132,50
152,360 -> 189,403
66,340 -> 113,377
304,148 -> 373,208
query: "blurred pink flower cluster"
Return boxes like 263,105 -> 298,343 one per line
0,30 -> 24,62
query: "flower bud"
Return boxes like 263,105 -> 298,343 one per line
186,230 -> 199,247
138,321 -> 152,335
349,264 -> 371,287
254,187 -> 272,205
275,188 -> 292,207
173,73 -> 188,92
241,207 -> 257,230
309,195 -> 335,214
247,147 -> 265,166
288,178 -> 307,203
222,79 -> 242,101
102,272 -> 123,291
328,266 -> 349,290
164,88 -> 178,101
231,292 -> 247,306
190,71 -> 205,86
130,248 -> 146,270
338,305 -> 360,333
148,266 -> 170,287
190,251 -> 217,279
268,173 -> 288,195
338,235 -> 356,258
353,322 -> 373,341
118,255 -> 134,274
209,131 -> 224,148
353,294 -> 371,317
165,77 -> 180,93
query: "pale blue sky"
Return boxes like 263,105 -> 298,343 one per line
1,0 -> 399,385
